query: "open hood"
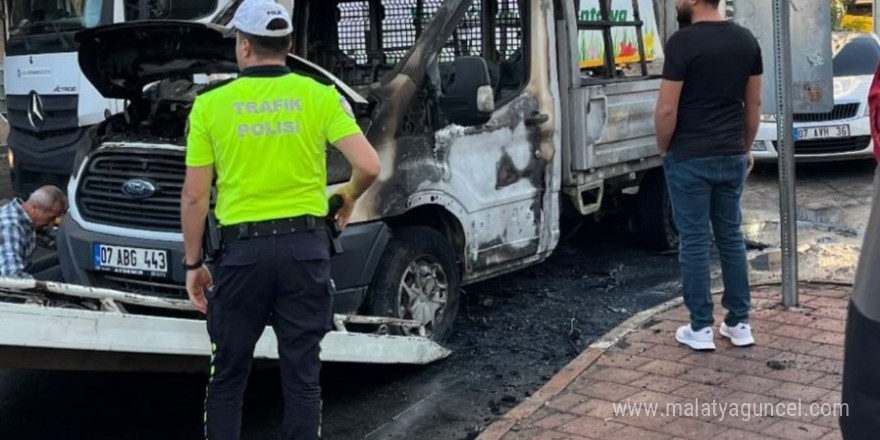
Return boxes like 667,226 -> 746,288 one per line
75,21 -> 366,104
76,21 -> 238,100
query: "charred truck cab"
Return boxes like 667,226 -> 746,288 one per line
57,0 -> 676,347
1,0 -> 239,198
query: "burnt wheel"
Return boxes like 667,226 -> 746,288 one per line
365,226 -> 460,343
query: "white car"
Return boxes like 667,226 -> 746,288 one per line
753,32 -> 880,163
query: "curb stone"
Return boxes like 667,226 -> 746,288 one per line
473,296 -> 685,440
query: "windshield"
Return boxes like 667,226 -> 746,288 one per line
8,0 -> 85,36
82,0 -> 221,28
832,34 -> 880,77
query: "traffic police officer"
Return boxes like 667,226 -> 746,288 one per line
179,1 -> 380,439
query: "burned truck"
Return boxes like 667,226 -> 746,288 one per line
0,0 -> 677,370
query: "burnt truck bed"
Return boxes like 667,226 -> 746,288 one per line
569,77 -> 663,178
551,0 -> 667,192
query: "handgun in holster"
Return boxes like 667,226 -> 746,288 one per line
203,209 -> 223,263
327,194 -> 344,256
203,186 -> 222,263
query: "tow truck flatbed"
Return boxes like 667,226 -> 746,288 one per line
0,278 -> 450,372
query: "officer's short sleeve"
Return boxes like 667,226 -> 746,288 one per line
325,88 -> 363,144
185,97 -> 214,167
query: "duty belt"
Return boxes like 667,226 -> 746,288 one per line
219,215 -> 325,243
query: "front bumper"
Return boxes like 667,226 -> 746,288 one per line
752,116 -> 874,163
57,216 -> 392,315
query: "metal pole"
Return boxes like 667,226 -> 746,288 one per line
773,0 -> 799,307
874,0 -> 880,35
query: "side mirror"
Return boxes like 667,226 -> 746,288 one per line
440,56 -> 495,126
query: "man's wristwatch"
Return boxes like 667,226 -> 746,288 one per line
183,257 -> 204,271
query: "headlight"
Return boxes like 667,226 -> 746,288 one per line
752,141 -> 768,152
761,114 -> 777,122
7,149 -> 13,169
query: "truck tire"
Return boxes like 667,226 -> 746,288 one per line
365,226 -> 461,343
638,169 -> 679,251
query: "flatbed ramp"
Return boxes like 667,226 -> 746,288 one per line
0,278 -> 451,372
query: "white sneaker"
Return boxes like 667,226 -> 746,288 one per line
675,324 -> 716,351
720,322 -> 755,347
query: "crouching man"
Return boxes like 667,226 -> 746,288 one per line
0,185 -> 68,280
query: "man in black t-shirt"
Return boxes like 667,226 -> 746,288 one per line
654,0 -> 763,352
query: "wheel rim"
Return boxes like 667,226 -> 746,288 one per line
397,255 -> 449,337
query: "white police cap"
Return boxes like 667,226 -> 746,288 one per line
226,0 -> 293,38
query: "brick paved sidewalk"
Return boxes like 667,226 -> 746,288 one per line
477,283 -> 849,440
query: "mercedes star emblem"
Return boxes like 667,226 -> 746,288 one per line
27,91 -> 45,131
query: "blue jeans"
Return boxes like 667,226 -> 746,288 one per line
663,152 -> 750,331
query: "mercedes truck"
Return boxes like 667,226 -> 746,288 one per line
0,0 -> 259,198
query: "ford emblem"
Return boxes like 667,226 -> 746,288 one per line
121,179 -> 157,199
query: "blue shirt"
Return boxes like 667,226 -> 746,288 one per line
0,199 -> 35,278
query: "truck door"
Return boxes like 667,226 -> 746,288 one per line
424,0 -> 561,274
318,0 -> 561,279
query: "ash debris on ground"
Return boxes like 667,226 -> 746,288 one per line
0,218 -> 680,440
324,220 -> 683,440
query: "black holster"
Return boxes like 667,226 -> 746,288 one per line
327,195 -> 344,256
327,219 -> 343,256
203,211 -> 222,262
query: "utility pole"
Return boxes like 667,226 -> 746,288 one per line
773,0 -> 798,307
874,0 -> 880,35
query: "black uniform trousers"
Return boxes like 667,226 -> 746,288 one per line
203,229 -> 333,440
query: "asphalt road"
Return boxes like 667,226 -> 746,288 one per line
0,159 -> 875,440
0,222 -> 684,440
